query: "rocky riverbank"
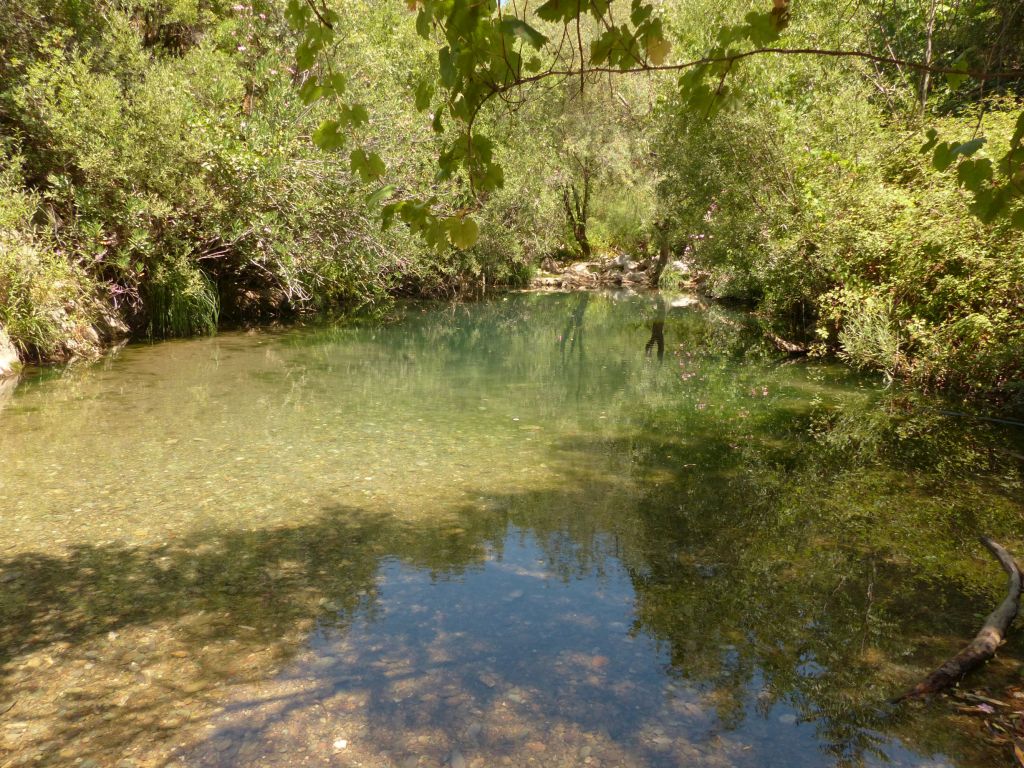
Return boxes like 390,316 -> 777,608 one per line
529,254 -> 697,291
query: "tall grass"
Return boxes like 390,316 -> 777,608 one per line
145,255 -> 220,338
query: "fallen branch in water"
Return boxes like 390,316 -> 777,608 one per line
764,330 -> 807,356
897,537 -> 1022,701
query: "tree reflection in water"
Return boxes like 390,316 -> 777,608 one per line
0,292 -> 1021,767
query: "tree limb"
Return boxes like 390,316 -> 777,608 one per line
896,537 -> 1022,701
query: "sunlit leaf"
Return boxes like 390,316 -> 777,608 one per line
646,36 -> 671,66
351,148 -> 386,182
500,19 -> 549,49
536,0 -> 579,24
312,120 -> 344,150
447,215 -> 479,249
366,185 -> 396,207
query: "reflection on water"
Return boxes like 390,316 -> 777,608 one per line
0,291 -> 1022,768
183,531 -> 830,768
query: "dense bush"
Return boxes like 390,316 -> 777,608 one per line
0,0 -> 549,360
652,1 -> 1024,408
0,156 -> 103,360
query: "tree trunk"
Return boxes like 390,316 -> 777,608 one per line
562,181 -> 591,258
650,223 -> 671,288
920,0 -> 937,115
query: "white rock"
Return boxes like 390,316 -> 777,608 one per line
0,327 -> 19,379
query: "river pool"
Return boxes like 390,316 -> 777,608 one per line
1,291 -> 1022,768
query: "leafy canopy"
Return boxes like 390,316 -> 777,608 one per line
287,0 -> 1024,247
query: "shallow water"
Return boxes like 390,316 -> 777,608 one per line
1,291 -> 1023,768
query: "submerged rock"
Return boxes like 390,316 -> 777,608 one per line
447,747 -> 467,768
0,374 -> 18,416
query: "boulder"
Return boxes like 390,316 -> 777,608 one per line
531,276 -> 564,290
0,327 -> 21,378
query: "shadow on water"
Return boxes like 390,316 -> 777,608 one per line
2,423 -> 1021,767
0,291 -> 1022,767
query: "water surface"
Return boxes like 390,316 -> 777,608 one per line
1,292 -> 1022,767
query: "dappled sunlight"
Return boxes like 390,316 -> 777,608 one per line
175,529 -> 775,768
1,294 -> 1021,767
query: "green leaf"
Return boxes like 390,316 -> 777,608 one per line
447,215 -> 479,249
946,50 -> 970,90
920,128 -> 939,154
415,80 -> 434,112
381,202 -> 400,230
536,0 -> 578,24
327,73 -> 347,93
425,218 -> 449,250
365,152 -> 386,181
298,73 -> 345,105
298,78 -> 325,104
350,148 -> 386,182
500,18 -> 549,49
439,47 -> 457,87
295,38 -> 319,70
743,11 -> 780,46
338,104 -> 369,128
366,185 -> 396,207
475,159 -> 504,192
630,1 -> 653,26
590,31 -> 617,67
646,36 -> 671,66
416,8 -> 431,38
312,120 -> 345,150
284,0 -> 311,28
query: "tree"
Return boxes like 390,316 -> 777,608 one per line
290,0 -> 1024,244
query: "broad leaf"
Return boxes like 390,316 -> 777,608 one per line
447,215 -> 479,249
366,185 -> 396,207
312,120 -> 345,150
350,149 -> 386,182
646,36 -> 671,66
500,18 -> 549,49
415,80 -> 434,112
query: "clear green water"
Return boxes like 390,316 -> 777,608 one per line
1,291 -> 1023,768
